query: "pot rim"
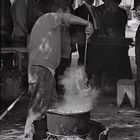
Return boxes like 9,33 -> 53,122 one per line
47,109 -> 91,116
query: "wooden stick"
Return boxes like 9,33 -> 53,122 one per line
84,15 -> 90,69
0,91 -> 25,120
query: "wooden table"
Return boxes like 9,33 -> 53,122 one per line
76,37 -> 134,47
1,47 -> 28,93
1,47 -> 28,73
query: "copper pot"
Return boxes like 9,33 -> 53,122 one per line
47,109 -> 91,136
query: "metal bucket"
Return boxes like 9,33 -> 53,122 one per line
47,109 -> 91,136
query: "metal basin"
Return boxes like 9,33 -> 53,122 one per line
47,109 -> 91,136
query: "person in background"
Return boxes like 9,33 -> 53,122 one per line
1,0 -> 13,41
97,0 -> 127,38
11,0 -> 28,90
134,0 -> 140,109
72,0 -> 101,87
24,0 -> 93,139
11,0 -> 27,42
1,0 -> 13,72
96,0 -> 132,93
27,0 -> 52,34
27,0 -> 62,34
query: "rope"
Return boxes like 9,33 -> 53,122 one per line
84,15 -> 90,69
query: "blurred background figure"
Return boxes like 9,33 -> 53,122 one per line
134,0 -> 140,108
71,0 -> 101,88
11,0 -> 28,89
97,0 -> 127,38
26,0 -> 54,35
1,0 -> 13,41
11,0 -> 27,42
96,0 -> 132,93
1,0 -> 13,72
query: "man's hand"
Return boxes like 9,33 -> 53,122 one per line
85,22 -> 94,39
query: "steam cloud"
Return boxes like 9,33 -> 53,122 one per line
54,66 -> 99,113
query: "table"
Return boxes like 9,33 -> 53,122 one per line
76,37 -> 134,47
1,47 -> 28,93
1,47 -> 28,73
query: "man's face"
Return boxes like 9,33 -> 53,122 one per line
135,5 -> 140,20
104,0 -> 118,12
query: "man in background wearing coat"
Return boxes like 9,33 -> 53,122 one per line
134,0 -> 140,109
72,0 -> 101,88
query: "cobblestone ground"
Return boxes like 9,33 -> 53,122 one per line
0,90 -> 140,140
91,94 -> 140,140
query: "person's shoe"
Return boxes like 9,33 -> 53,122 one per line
23,134 -> 33,140
24,123 -> 35,140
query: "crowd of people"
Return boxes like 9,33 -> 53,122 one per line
1,0 -> 140,139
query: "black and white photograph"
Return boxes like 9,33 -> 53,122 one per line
0,0 -> 140,139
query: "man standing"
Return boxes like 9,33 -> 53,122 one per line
97,0 -> 132,93
26,0 -> 54,34
72,0 -> 101,87
24,0 -> 93,139
11,0 -> 27,41
134,0 -> 140,109
1,0 -> 13,71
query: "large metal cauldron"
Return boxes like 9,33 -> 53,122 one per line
47,109 -> 91,136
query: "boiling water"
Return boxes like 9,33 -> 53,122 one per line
54,67 -> 99,114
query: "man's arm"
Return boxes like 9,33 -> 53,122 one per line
68,14 -> 94,38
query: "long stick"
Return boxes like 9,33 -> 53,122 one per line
0,91 -> 25,120
84,15 -> 89,69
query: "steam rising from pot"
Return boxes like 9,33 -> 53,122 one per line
53,66 -> 99,113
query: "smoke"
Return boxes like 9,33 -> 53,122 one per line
54,66 -> 99,113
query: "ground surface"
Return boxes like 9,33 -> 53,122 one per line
0,92 -> 140,140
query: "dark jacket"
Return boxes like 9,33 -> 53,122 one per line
135,25 -> 140,65
26,0 -> 43,33
1,0 -> 13,40
27,0 -> 59,33
97,4 -> 127,38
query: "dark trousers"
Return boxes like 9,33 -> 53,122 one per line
136,65 -> 140,109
